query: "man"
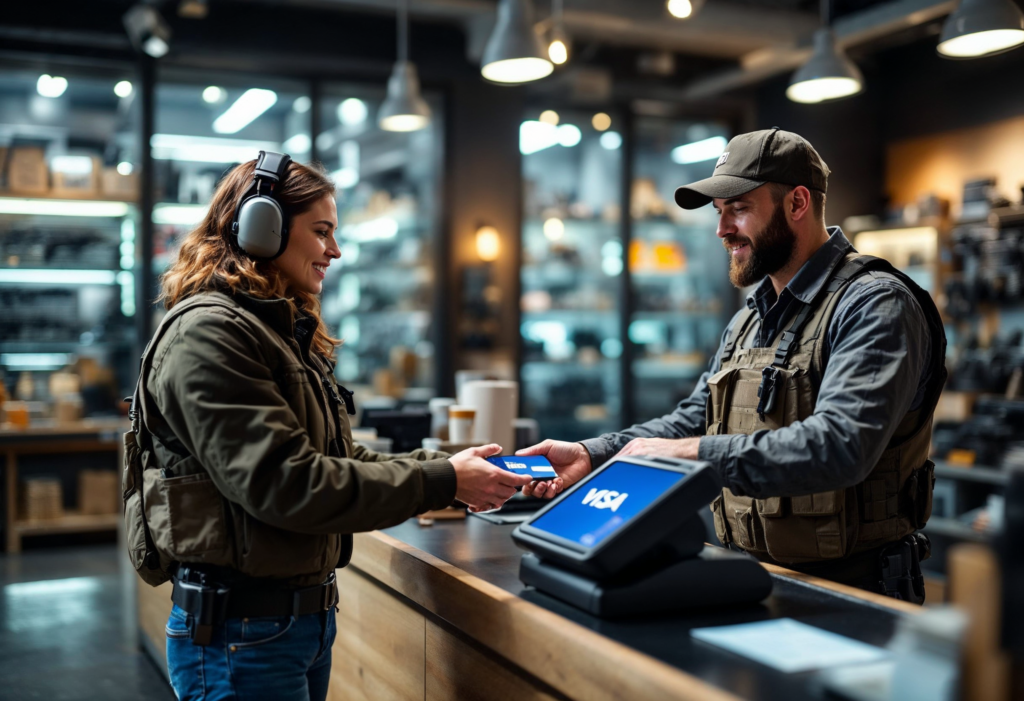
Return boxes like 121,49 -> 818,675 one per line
519,128 -> 946,601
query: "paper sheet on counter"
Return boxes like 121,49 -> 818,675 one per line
691,618 -> 889,673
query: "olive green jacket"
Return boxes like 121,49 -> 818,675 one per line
141,291 -> 455,587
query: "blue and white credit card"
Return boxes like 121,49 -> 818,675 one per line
486,455 -> 558,480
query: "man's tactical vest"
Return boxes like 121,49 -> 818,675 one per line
707,253 -> 948,564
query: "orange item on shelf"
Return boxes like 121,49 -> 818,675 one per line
5,401 -> 30,429
946,449 -> 976,467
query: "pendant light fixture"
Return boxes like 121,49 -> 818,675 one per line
378,0 -> 431,132
481,0 -> 554,84
937,0 -> 1024,58
547,0 -> 570,66
787,0 -> 863,104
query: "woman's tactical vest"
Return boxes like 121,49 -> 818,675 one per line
707,254 -> 947,564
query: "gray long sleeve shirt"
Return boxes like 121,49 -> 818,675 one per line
581,227 -> 934,499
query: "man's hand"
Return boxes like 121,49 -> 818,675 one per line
450,444 -> 534,513
515,440 -> 592,499
613,436 -> 701,460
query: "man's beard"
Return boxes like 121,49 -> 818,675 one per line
725,202 -> 796,288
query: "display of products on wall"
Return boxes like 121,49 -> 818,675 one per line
0,66 -> 139,404
520,109 -> 623,441
317,88 -> 443,397
630,118 -> 735,423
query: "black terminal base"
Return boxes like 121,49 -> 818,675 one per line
520,546 -> 773,618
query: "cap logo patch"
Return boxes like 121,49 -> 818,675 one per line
715,152 -> 729,169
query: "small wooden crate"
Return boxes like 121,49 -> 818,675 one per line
21,478 -> 63,521
78,470 -> 119,515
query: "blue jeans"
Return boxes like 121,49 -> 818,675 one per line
165,604 -> 336,701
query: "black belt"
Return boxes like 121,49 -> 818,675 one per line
171,570 -> 339,620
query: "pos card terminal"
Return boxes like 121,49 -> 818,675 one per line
512,456 -> 772,617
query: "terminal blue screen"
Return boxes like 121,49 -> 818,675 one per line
528,461 -> 689,548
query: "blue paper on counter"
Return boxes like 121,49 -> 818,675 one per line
690,618 -> 889,673
486,455 -> 557,480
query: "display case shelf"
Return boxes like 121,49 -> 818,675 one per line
521,309 -> 617,320
923,516 -> 991,543
13,512 -> 119,538
934,461 -> 1009,486
0,195 -> 136,216
632,357 -> 707,378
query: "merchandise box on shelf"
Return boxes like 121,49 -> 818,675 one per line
51,156 -> 101,199
101,168 -> 139,200
7,147 -> 49,196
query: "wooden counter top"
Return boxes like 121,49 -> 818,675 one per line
136,516 -> 919,701
339,518 -> 915,701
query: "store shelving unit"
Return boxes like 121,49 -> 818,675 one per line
519,110 -> 738,440
317,87 -> 446,397
519,112 -> 625,441
2,420 -> 126,553
628,119 -> 735,423
0,60 -> 141,401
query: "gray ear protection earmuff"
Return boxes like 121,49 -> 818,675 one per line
231,151 -> 293,260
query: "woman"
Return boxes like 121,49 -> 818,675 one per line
142,154 -> 529,701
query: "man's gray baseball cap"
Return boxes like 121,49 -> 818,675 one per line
674,128 -> 830,210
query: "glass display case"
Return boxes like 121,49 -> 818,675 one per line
317,85 -> 444,398
630,118 -> 735,422
151,72 -> 312,319
0,64 -> 139,407
520,109 -> 623,441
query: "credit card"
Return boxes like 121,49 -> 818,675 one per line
486,455 -> 558,480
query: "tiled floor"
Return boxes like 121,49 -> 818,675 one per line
0,545 -> 176,701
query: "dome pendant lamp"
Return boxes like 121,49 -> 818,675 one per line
937,0 -> 1024,58
547,0 -> 570,65
787,0 -> 864,104
481,0 -> 554,84
378,0 -> 432,132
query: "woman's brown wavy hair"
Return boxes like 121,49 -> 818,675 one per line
160,159 -> 339,359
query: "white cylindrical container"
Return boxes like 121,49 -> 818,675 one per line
428,397 -> 456,439
455,370 -> 492,405
462,380 -> 518,453
448,406 -> 476,445
421,437 -> 443,452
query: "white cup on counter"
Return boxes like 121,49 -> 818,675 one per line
448,406 -> 476,444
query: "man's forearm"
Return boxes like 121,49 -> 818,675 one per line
580,393 -> 708,467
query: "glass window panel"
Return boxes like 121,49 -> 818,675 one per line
521,109 -> 622,441
630,118 -> 737,422
0,64 -> 139,404
317,86 -> 443,396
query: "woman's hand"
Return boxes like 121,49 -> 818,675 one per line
450,444 -> 533,512
515,440 -> 593,499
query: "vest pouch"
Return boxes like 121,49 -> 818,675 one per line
758,489 -> 849,563
711,495 -> 730,545
122,431 -> 171,586
143,457 -> 233,563
721,490 -> 767,553
724,367 -> 803,434
903,460 -> 935,530
705,368 -> 739,436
